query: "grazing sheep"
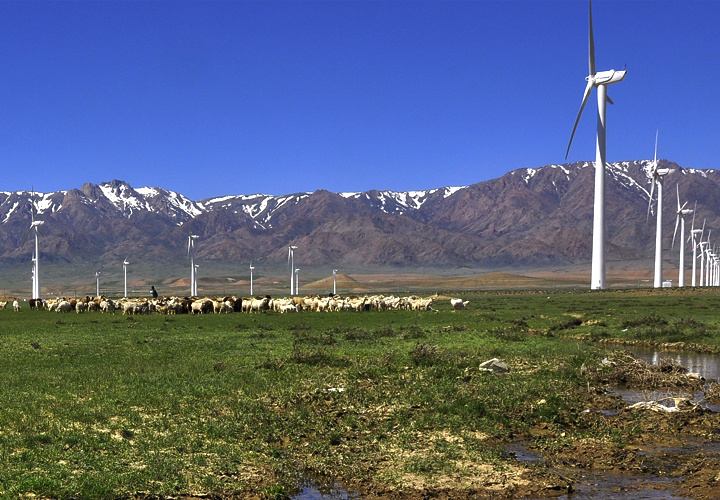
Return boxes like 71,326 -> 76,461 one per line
0,301 -> 7,310
450,298 -> 469,311
75,302 -> 88,314
56,301 -> 72,313
100,299 -> 115,314
13,300 -> 21,312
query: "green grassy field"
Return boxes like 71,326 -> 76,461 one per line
1,288 -> 719,498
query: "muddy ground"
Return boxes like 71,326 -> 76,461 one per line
288,354 -> 720,500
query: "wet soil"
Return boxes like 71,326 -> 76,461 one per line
291,354 -> 720,500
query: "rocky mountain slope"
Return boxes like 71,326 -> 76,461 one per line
1,160 -> 718,270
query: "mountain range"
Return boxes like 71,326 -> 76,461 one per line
1,160 -> 719,272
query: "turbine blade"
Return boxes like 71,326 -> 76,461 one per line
606,95 -> 614,105
654,130 -> 659,166
691,201 -> 697,230
677,184 -> 681,211
646,178 -> 656,223
21,227 -> 32,245
565,80 -> 594,159
588,0 -> 595,76
672,215 -> 680,249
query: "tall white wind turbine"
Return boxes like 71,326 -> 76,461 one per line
95,271 -> 101,297
333,269 -> 338,295
23,189 -> 45,300
565,0 -> 627,290
688,213 -> 704,287
295,268 -> 300,296
288,245 -> 297,295
123,259 -> 130,298
188,233 -> 199,296
647,132 -> 674,288
672,186 -> 693,287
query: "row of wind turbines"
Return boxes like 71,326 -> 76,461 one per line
23,198 -> 340,299
565,0 -> 717,289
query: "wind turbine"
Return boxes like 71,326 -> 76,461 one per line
688,213 -> 704,287
646,132 -> 674,288
288,245 -> 297,295
699,238 -> 708,287
704,231 -> 712,286
249,262 -> 255,296
333,269 -> 338,295
565,0 -> 626,290
295,268 -> 300,296
672,186 -> 693,287
22,189 -> 44,300
194,264 -> 199,295
95,271 -> 101,297
188,233 -> 199,296
123,259 -> 130,298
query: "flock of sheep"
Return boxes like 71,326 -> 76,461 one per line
1,295 -> 469,314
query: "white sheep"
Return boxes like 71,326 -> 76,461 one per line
450,298 -> 469,311
13,300 -> 21,312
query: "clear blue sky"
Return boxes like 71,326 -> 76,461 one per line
0,0 -> 717,200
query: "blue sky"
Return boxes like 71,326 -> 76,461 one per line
0,0 -> 717,200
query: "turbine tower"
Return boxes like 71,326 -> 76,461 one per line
295,268 -> 300,296
333,269 -> 338,295
95,271 -> 101,297
688,214 -> 704,287
123,259 -> 130,298
249,262 -> 255,296
288,245 -> 297,295
188,233 -> 199,296
23,189 -> 44,300
703,231 -> 712,286
647,132 -> 674,288
672,186 -> 693,287
565,0 -> 626,290
194,264 -> 199,294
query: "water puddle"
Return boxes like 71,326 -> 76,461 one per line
620,345 -> 720,381
292,478 -> 360,499
611,345 -> 720,411
544,470 -> 690,499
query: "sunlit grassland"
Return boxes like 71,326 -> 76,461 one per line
1,288 -> 719,498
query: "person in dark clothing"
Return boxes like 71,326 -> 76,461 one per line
151,286 -> 158,298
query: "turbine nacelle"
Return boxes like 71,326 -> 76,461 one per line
591,69 -> 626,86
654,168 -> 674,177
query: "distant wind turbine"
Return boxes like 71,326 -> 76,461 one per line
333,269 -> 338,295
22,189 -> 45,300
699,238 -> 708,287
95,271 -> 101,297
288,245 -> 297,295
188,233 -> 199,296
688,212 -> 704,287
249,262 -> 255,296
295,268 -> 300,296
647,132 -> 674,288
565,0 -> 627,290
672,186 -> 693,287
704,231 -> 712,286
123,259 -> 130,298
